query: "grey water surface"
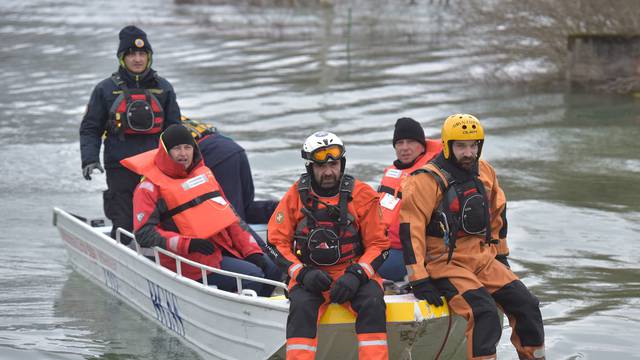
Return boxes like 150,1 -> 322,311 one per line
1,0 -> 639,359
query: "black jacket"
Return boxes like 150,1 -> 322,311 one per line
79,67 -> 181,169
198,133 -> 277,224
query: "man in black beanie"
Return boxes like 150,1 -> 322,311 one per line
79,25 -> 181,241
376,117 -> 442,282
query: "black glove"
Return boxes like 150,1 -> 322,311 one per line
495,255 -> 510,268
411,278 -> 443,306
188,238 -> 215,255
297,267 -> 333,295
329,264 -> 368,304
82,162 -> 104,180
245,253 -> 268,273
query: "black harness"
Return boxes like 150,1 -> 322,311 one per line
109,72 -> 164,139
293,173 -> 364,266
412,155 -> 496,263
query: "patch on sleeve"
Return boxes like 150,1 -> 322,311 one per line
139,181 -> 154,192
136,212 -> 145,224
275,211 -> 285,224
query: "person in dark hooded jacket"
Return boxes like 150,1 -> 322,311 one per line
181,117 -> 278,225
79,25 -> 181,240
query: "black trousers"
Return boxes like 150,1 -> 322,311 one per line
286,280 -> 387,339
104,166 -> 141,242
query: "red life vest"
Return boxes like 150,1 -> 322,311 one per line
121,149 -> 237,238
377,139 -> 442,248
109,73 -> 164,137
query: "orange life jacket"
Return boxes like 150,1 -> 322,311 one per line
109,73 -> 164,137
121,149 -> 237,238
378,139 -> 442,228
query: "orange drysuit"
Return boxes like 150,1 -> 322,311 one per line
401,154 -> 545,360
268,174 -> 390,360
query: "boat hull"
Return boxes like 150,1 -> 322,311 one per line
53,207 -> 468,360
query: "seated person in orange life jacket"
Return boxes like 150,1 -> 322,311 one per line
180,117 -> 279,226
376,117 -> 441,282
121,124 -> 280,296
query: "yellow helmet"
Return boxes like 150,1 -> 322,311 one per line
180,116 -> 216,142
441,113 -> 485,159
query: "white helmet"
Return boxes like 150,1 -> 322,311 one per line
301,131 -> 345,164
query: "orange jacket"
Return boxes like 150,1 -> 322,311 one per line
124,141 -> 261,280
267,177 -> 389,288
400,159 -> 509,283
378,139 -> 442,249
122,149 -> 238,238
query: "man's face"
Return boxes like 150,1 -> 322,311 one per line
312,160 -> 341,189
451,140 -> 479,171
123,50 -> 149,74
394,139 -> 425,164
169,144 -> 194,169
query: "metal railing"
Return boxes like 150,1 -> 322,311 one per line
115,227 -> 288,296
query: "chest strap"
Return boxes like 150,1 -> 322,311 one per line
160,191 -> 222,222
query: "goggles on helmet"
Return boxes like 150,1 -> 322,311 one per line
304,144 -> 345,163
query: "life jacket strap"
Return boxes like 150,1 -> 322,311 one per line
412,167 -> 457,262
377,184 -> 401,199
111,72 -> 128,90
160,191 -> 222,221
337,174 -> 355,226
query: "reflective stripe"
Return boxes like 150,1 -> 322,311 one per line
289,263 -> 303,278
168,236 -> 179,252
533,348 -> 546,358
286,344 -> 317,352
359,262 -> 374,278
139,181 -> 154,192
358,340 -> 388,347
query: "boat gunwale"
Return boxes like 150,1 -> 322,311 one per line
53,206 -> 291,311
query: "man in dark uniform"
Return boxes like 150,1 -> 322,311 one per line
181,117 -> 278,225
79,25 -> 181,240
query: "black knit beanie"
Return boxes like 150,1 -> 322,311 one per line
161,125 -> 196,151
392,117 -> 426,147
117,25 -> 153,58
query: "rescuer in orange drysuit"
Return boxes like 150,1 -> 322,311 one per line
401,114 -> 545,360
267,131 -> 390,360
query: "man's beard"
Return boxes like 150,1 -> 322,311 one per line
457,156 -> 476,171
320,174 -> 339,189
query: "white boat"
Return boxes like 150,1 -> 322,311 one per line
53,207 -> 469,359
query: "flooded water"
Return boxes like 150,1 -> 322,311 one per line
1,0 -> 639,359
